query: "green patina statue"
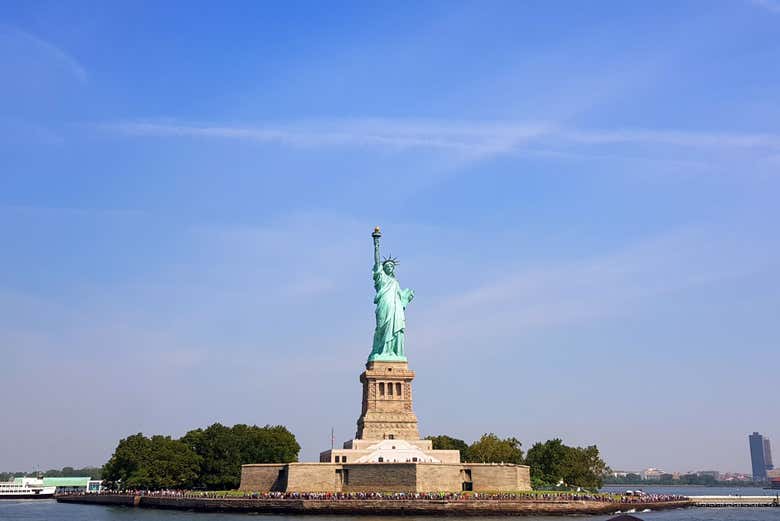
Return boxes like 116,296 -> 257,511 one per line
368,226 -> 414,362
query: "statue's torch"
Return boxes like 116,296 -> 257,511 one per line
372,226 -> 382,266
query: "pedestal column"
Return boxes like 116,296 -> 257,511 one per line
355,360 -> 420,440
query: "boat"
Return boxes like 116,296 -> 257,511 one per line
0,477 -> 56,499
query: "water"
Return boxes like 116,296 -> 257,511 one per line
1,500 -> 779,521
601,485 -> 779,497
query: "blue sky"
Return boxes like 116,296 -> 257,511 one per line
1,1 -> 779,474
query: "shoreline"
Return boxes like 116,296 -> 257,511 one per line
56,494 -> 692,516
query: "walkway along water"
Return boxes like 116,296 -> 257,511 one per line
690,495 -> 780,507
56,492 -> 693,515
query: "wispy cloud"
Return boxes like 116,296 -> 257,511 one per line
1,26 -> 87,83
751,0 -> 780,14
101,119 -> 780,161
560,128 -> 780,148
102,119 -> 554,156
412,225 -> 777,357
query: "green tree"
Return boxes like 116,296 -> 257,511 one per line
562,445 -> 607,489
465,433 -> 523,464
181,424 -> 236,490
425,435 -> 468,461
41,466 -> 102,479
103,433 -> 148,488
182,423 -> 300,490
103,433 -> 200,489
81,466 -> 103,479
235,424 -> 300,464
525,438 -> 570,487
525,439 -> 607,490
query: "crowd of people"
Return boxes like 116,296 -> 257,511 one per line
75,489 -> 686,503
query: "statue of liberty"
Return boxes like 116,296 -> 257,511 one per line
368,227 -> 414,362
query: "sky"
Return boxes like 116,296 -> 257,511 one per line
1,1 -> 778,475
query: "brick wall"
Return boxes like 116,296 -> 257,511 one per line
428,449 -> 461,464
415,464 -> 463,491
240,462 -> 531,493
342,463 -> 417,492
516,465 -> 531,490
468,464 -> 531,491
239,464 -> 287,492
286,464 -> 340,492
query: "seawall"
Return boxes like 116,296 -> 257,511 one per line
58,494 -> 141,507
57,494 -> 692,515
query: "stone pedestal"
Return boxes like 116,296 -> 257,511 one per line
355,360 -> 420,440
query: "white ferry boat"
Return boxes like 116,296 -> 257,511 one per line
0,477 -> 56,499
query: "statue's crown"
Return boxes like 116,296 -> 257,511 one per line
382,254 -> 399,266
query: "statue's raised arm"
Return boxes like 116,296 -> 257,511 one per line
372,226 -> 382,271
368,226 -> 412,362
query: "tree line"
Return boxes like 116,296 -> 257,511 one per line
102,423 -> 300,490
426,434 -> 607,490
0,466 -> 103,482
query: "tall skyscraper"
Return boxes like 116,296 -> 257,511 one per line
750,432 -> 768,481
764,438 -> 774,471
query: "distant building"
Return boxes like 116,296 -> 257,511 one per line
640,467 -> 665,480
768,469 -> 780,490
763,438 -> 774,471
721,472 -> 752,482
13,476 -> 102,494
749,432 -> 768,481
698,470 -> 720,480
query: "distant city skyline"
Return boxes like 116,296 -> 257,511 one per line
1,1 -> 779,473
749,432 -> 774,481
611,467 -> 753,480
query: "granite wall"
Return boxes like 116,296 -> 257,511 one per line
240,461 -> 530,493
342,463 -> 417,492
239,464 -> 287,492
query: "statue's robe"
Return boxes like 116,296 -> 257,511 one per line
370,266 -> 413,359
